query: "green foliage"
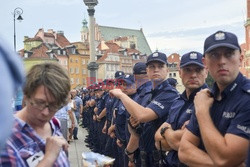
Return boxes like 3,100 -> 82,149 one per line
205,72 -> 214,89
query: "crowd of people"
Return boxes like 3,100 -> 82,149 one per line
0,30 -> 249,167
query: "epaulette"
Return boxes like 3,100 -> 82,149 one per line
241,80 -> 250,94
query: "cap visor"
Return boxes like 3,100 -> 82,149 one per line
180,61 -> 204,68
204,43 -> 240,53
146,59 -> 167,66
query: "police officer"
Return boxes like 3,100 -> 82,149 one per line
114,74 -> 137,167
102,79 -> 116,157
154,51 -> 208,167
179,31 -> 250,166
84,86 -> 97,150
107,71 -> 125,167
93,83 -> 109,153
110,51 -> 179,167
167,78 -> 178,89
125,62 -> 152,167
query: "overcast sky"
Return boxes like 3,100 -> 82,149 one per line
0,0 -> 247,56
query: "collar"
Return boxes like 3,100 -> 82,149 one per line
212,73 -> 243,99
181,84 -> 208,101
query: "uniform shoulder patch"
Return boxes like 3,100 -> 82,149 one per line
241,81 -> 250,94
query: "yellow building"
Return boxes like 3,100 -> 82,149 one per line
70,42 -> 90,89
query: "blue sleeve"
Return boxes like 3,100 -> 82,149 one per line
227,100 -> 250,140
147,90 -> 178,119
186,112 -> 201,137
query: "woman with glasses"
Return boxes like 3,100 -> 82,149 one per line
0,62 -> 71,167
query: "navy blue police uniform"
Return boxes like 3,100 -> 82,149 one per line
140,79 -> 179,167
187,73 -> 250,152
165,84 -> 208,167
96,91 -> 109,154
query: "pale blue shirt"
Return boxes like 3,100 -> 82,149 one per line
0,36 -> 25,150
55,105 -> 70,120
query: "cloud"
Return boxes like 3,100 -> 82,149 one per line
24,0 -> 80,5
146,17 -> 245,56
147,19 -> 244,39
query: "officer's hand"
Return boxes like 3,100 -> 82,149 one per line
44,136 -> 69,163
107,125 -> 114,135
110,132 -> 116,138
116,139 -> 123,147
129,116 -> 140,128
94,107 -> 98,114
93,115 -> 97,121
194,89 -> 214,116
128,122 -> 139,137
128,161 -> 135,167
102,125 -> 107,134
109,89 -> 123,99
155,122 -> 170,141
181,120 -> 189,130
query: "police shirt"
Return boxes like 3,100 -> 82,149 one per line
105,95 -> 116,122
165,84 -> 208,166
115,100 -> 127,144
133,81 -> 152,107
96,92 -> 108,115
140,79 -> 179,152
187,73 -> 250,151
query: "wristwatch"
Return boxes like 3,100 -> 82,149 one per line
124,148 -> 135,156
160,126 -> 169,138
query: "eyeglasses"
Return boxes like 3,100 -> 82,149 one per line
29,98 -> 60,111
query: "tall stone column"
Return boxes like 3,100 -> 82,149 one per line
84,0 -> 99,84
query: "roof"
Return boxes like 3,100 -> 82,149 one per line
97,42 -> 122,62
98,25 -> 152,55
56,34 -> 71,48
30,44 -> 50,58
24,36 -> 43,42
168,53 -> 180,64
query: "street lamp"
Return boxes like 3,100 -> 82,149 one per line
83,0 -> 99,84
13,7 -> 23,52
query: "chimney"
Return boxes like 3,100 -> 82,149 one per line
57,31 -> 64,35
47,29 -> 54,33
24,36 -> 29,41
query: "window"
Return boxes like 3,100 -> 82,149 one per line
70,78 -> 74,84
83,78 -> 86,84
76,78 -> 79,84
70,58 -> 73,63
82,59 -> 85,65
57,50 -> 60,55
75,59 -> 78,63
130,43 -> 136,49
107,64 -> 110,71
75,68 -> 79,74
64,60 -> 68,65
169,73 -> 172,77
82,69 -> 86,75
63,50 -> 66,55
70,68 -> 74,74
173,73 -> 176,77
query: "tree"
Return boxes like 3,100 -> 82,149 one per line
206,72 -> 214,89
